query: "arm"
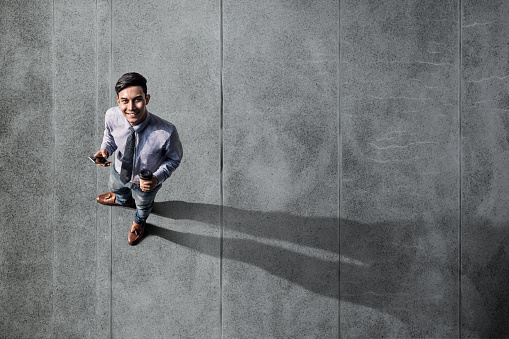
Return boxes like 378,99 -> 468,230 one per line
100,115 -> 117,158
153,128 -> 183,184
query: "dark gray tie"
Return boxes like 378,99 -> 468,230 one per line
120,126 -> 135,184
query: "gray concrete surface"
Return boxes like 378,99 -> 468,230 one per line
341,1 -> 460,337
222,0 -> 339,337
1,1 -> 54,337
461,1 -> 509,338
107,1 -> 222,338
2,0 -> 509,338
52,1 -> 100,337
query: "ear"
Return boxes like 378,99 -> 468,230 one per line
116,96 -> 120,105
145,94 -> 151,105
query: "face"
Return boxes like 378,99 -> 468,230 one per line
116,86 -> 151,126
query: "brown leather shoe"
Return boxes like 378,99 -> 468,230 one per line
96,192 -> 135,208
128,221 -> 146,246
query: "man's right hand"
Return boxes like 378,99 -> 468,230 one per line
94,149 -> 111,166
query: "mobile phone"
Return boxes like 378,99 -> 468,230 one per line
89,156 -> 111,165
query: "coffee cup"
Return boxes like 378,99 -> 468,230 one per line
139,169 -> 153,186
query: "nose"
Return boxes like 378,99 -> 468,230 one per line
127,101 -> 135,111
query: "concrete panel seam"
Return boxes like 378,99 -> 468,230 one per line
109,206 -> 112,339
458,0 -> 463,337
95,1 -> 99,337
109,0 -> 113,339
51,0 -> 56,336
109,1 -> 113,337
220,0 -> 224,338
338,0 -> 341,338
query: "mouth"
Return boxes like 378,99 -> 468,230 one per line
126,112 -> 138,117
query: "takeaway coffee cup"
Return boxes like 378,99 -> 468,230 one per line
139,169 -> 153,187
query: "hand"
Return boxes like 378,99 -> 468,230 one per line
94,149 -> 111,166
140,176 -> 158,192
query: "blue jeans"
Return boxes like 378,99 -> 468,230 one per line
108,166 -> 161,224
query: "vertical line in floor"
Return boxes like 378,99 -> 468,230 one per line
337,0 -> 341,337
458,0 -> 463,337
109,1 -> 113,338
94,0 -> 100,336
51,0 -> 56,336
219,0 -> 225,337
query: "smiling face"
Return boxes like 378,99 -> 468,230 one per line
116,85 -> 151,126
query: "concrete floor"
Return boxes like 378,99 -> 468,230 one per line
2,0 -> 509,338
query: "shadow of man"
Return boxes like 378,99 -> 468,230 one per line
145,200 -> 509,337
147,201 -> 414,309
148,200 -> 339,299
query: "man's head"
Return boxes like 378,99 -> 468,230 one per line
115,72 -> 151,126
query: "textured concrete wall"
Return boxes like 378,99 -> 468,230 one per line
2,0 -> 509,338
223,1 -> 338,337
341,1 -> 459,337
461,2 -> 509,338
1,1 -> 54,337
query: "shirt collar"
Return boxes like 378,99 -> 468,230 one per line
130,111 -> 151,133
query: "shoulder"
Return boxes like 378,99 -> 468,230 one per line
105,106 -> 122,122
104,107 -> 126,129
148,112 -> 177,132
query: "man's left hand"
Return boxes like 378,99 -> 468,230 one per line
141,177 -> 158,192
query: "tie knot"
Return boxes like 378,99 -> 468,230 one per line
129,126 -> 135,133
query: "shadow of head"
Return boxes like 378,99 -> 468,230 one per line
460,219 -> 509,338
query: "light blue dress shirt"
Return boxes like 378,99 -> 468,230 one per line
101,106 -> 183,185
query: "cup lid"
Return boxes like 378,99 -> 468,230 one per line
139,169 -> 153,180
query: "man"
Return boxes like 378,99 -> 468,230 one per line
94,72 -> 183,245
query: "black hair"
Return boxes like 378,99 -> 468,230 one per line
115,72 -> 148,96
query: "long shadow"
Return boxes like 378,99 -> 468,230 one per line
461,218 -> 509,338
146,226 -> 339,299
152,201 -> 337,253
149,201 -> 417,314
147,201 -> 509,335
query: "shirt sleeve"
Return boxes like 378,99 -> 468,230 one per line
153,127 -> 183,184
100,113 -> 117,158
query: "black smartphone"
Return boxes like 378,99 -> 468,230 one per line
88,156 -> 111,165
